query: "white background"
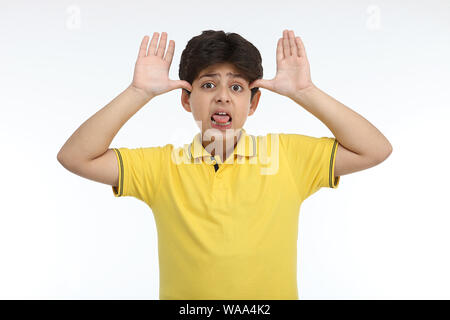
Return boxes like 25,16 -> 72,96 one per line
1,0 -> 449,299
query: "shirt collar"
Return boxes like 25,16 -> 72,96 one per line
187,128 -> 257,163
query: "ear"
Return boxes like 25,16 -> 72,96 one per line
248,90 -> 261,116
181,88 -> 192,112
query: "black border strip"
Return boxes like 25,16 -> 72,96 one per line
329,139 -> 338,188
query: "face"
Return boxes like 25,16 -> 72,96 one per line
181,62 -> 261,141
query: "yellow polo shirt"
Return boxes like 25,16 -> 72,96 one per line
111,128 -> 340,300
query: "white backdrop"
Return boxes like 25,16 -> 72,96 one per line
1,0 -> 449,299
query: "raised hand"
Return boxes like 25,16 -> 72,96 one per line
249,30 -> 314,99
131,32 -> 193,99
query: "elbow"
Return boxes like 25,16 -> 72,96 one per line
57,152 -> 77,173
57,152 -> 63,164
57,150 -> 72,169
385,141 -> 393,158
57,150 -> 66,164
387,143 -> 393,157
57,152 -> 69,171
376,143 -> 393,163
359,142 -> 393,168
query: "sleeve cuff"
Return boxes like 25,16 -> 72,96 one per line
112,148 -> 124,197
329,139 -> 340,188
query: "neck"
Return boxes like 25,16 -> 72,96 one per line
202,129 -> 243,160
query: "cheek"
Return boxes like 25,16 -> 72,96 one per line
189,103 -> 206,119
237,108 -> 250,118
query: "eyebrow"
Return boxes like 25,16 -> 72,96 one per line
198,72 -> 245,80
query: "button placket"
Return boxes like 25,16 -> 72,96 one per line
210,156 -> 227,194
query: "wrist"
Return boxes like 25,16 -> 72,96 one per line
127,84 -> 154,101
290,83 -> 319,104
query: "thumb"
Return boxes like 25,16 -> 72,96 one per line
170,80 -> 193,93
249,79 -> 273,91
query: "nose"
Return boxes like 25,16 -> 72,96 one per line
215,85 -> 231,103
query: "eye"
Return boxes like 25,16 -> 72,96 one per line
201,82 -> 215,89
201,82 -> 244,92
231,84 -> 243,92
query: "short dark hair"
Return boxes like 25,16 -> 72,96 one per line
178,30 -> 263,103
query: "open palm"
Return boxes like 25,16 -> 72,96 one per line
131,32 -> 192,99
249,30 -> 314,99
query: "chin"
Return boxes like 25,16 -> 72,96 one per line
203,126 -> 239,140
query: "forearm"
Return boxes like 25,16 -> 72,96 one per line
57,84 -> 152,163
291,84 -> 392,159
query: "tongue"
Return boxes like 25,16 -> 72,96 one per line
212,114 -> 231,123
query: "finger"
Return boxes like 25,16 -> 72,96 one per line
288,30 -> 297,57
276,38 -> 283,62
248,80 -> 258,90
169,80 -> 192,92
148,32 -> 159,56
296,36 -> 307,59
250,79 -> 273,91
283,29 -> 291,57
156,32 -> 168,58
249,79 -> 261,90
138,35 -> 149,59
164,40 -> 175,64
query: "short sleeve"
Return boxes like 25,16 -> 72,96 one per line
111,145 -> 169,206
279,133 -> 340,200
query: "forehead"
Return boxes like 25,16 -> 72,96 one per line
197,63 -> 244,79
202,62 -> 238,72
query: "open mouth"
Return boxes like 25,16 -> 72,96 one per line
211,112 -> 232,127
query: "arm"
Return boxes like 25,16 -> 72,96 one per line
249,30 -> 392,177
56,84 -> 151,166
291,85 -> 393,176
57,32 -> 192,184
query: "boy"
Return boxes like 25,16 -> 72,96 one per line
57,29 -> 392,300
